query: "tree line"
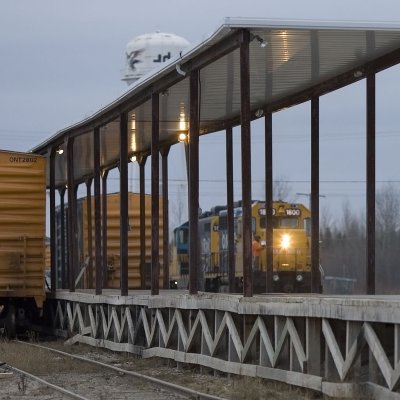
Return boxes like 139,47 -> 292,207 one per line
320,183 -> 400,294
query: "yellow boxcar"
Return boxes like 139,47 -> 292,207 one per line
0,150 -> 46,309
79,192 -> 164,289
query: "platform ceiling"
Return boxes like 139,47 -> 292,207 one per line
31,18 -> 400,187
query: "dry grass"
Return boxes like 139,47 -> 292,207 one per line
0,338 -> 100,376
0,339 -> 341,400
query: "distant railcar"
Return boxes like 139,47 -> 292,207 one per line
170,201 -> 311,293
55,192 -> 164,289
0,150 -> 46,335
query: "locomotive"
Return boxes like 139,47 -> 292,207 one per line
170,200 -> 311,293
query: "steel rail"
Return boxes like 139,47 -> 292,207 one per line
16,340 -> 227,400
4,363 -> 90,400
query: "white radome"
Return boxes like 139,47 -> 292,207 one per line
121,32 -> 190,85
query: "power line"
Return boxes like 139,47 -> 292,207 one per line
106,177 -> 400,184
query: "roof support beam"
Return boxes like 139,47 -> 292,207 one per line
189,69 -> 200,295
58,188 -> 67,289
120,112 -> 129,296
161,145 -> 171,289
226,126 -> 235,293
85,178 -> 93,289
151,93 -> 160,296
311,96 -> 321,293
93,127 -> 102,295
240,29 -> 253,297
101,169 -> 109,289
139,156 -> 148,289
264,112 -> 273,293
366,73 -> 376,295
49,147 -> 57,292
310,30 -> 321,294
67,137 -> 77,292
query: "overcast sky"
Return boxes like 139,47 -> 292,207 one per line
2,0 -> 400,226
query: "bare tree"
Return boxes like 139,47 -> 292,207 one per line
376,182 -> 400,233
273,176 -> 292,201
376,183 -> 400,293
170,183 -> 187,233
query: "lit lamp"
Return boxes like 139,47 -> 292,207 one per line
178,132 -> 188,143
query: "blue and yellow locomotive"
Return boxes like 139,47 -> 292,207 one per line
170,201 -> 311,293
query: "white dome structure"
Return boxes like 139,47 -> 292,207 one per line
121,32 -> 190,85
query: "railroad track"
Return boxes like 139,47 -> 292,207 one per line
0,340 -> 226,400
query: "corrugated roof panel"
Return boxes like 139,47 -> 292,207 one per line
200,49 -> 241,128
100,121 -> 120,168
74,132 -> 94,180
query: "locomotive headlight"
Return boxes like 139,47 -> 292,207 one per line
281,234 -> 291,250
273,274 -> 280,282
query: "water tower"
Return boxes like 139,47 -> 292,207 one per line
121,32 -> 190,85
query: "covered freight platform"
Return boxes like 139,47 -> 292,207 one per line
31,18 -> 400,297
29,19 -> 400,399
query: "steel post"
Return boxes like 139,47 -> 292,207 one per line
49,148 -> 56,292
93,127 -> 102,295
139,156 -> 147,289
311,97 -> 321,293
151,93 -> 160,296
366,73 -> 376,295
161,146 -> 171,289
120,112 -> 129,296
66,137 -> 76,292
189,70 -> 200,294
86,179 -> 93,289
265,112 -> 273,293
58,188 -> 66,289
240,29 -> 253,297
226,126 -> 235,293
102,169 -> 109,289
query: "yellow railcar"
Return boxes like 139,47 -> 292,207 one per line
56,192 -> 164,290
0,150 -> 46,335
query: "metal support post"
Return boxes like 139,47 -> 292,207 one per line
240,29 -> 253,297
151,93 -> 160,295
67,137 -> 77,292
58,188 -> 66,289
311,96 -> 321,293
189,69 -> 200,294
139,156 -> 147,289
86,179 -> 93,289
120,111 -> 129,296
366,73 -> 376,295
93,127 -> 102,295
102,169 -> 109,289
265,112 -> 273,293
226,127 -> 235,293
49,147 -> 57,292
161,145 -> 171,289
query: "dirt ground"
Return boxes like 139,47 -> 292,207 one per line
0,338 -> 326,399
